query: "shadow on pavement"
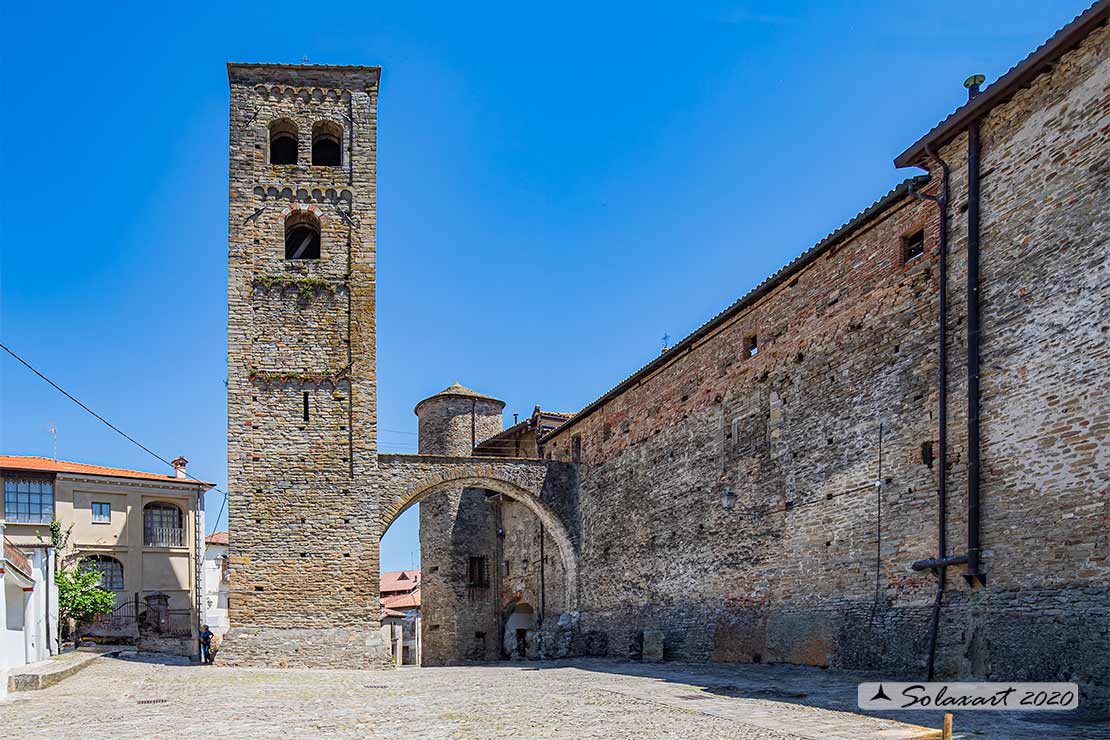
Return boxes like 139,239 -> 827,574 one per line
541,658 -> 1110,740
109,651 -> 198,668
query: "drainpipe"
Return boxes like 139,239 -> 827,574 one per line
964,75 -> 986,587
911,73 -> 991,675
538,523 -> 546,628
908,142 -> 952,679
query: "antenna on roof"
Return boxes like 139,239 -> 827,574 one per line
47,425 -> 57,461
661,333 -> 671,354
302,55 -> 310,64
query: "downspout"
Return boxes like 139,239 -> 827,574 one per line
964,75 -> 986,587
538,523 -> 546,627
908,143 -> 952,679
911,74 -> 990,675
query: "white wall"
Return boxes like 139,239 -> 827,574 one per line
202,543 -> 229,636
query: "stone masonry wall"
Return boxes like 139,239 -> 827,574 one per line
499,499 -> 567,657
413,393 -> 505,664
375,453 -> 578,664
927,24 -> 1109,704
542,26 -> 1108,709
223,64 -> 388,668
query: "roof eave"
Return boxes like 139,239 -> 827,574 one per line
541,176 -> 926,445
894,1 -> 1109,169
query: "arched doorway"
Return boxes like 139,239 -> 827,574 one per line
379,471 -> 578,666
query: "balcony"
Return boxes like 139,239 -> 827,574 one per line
145,526 -> 184,548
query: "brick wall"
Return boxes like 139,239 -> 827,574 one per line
542,25 -> 1108,707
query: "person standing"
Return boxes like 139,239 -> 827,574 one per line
199,624 -> 215,664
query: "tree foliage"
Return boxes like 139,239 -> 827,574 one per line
56,566 -> 115,626
39,519 -> 114,633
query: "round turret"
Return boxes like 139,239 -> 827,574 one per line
414,383 -> 505,456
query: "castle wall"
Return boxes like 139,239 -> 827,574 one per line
542,26 -> 1108,706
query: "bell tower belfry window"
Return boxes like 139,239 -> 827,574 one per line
284,211 -> 321,259
269,119 -> 298,164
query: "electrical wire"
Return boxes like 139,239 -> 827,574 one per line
0,340 -> 229,514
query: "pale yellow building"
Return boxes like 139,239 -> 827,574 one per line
0,455 -> 212,644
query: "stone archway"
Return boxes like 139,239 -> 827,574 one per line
376,455 -> 579,610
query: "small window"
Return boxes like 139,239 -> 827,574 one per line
269,119 -> 298,165
746,335 -> 758,358
311,121 -> 342,166
92,502 -> 111,524
81,555 -> 124,590
3,478 -> 53,524
467,556 -> 489,587
284,211 -> 321,260
904,229 -> 925,263
572,435 -> 582,464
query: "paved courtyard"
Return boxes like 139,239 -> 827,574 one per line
2,653 -> 1106,739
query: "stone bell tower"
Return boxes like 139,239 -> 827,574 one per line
223,63 -> 387,667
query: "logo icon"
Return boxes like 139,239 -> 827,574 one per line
870,684 -> 892,702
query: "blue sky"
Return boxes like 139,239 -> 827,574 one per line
0,1 -> 1087,571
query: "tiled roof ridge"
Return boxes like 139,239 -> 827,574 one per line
0,455 -> 214,487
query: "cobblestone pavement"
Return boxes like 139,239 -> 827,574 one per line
2,654 -> 1105,739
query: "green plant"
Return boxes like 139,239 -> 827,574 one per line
39,519 -> 113,642
252,275 -> 340,300
56,566 -> 115,630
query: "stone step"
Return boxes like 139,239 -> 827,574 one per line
6,647 -> 134,693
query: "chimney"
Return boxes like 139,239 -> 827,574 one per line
964,74 -> 986,100
171,456 -> 189,479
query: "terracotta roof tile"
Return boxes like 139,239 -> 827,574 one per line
3,537 -> 32,578
414,383 -> 505,414
379,570 -> 421,593
0,455 -> 213,488
205,531 -> 229,546
381,590 -> 421,610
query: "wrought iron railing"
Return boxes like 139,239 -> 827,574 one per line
87,594 -> 141,633
162,609 -> 194,637
145,526 -> 184,547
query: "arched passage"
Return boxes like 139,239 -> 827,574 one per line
380,473 -> 578,611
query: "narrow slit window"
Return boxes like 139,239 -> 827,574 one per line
747,335 -> 758,358
904,228 -> 925,263
303,392 -> 310,421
